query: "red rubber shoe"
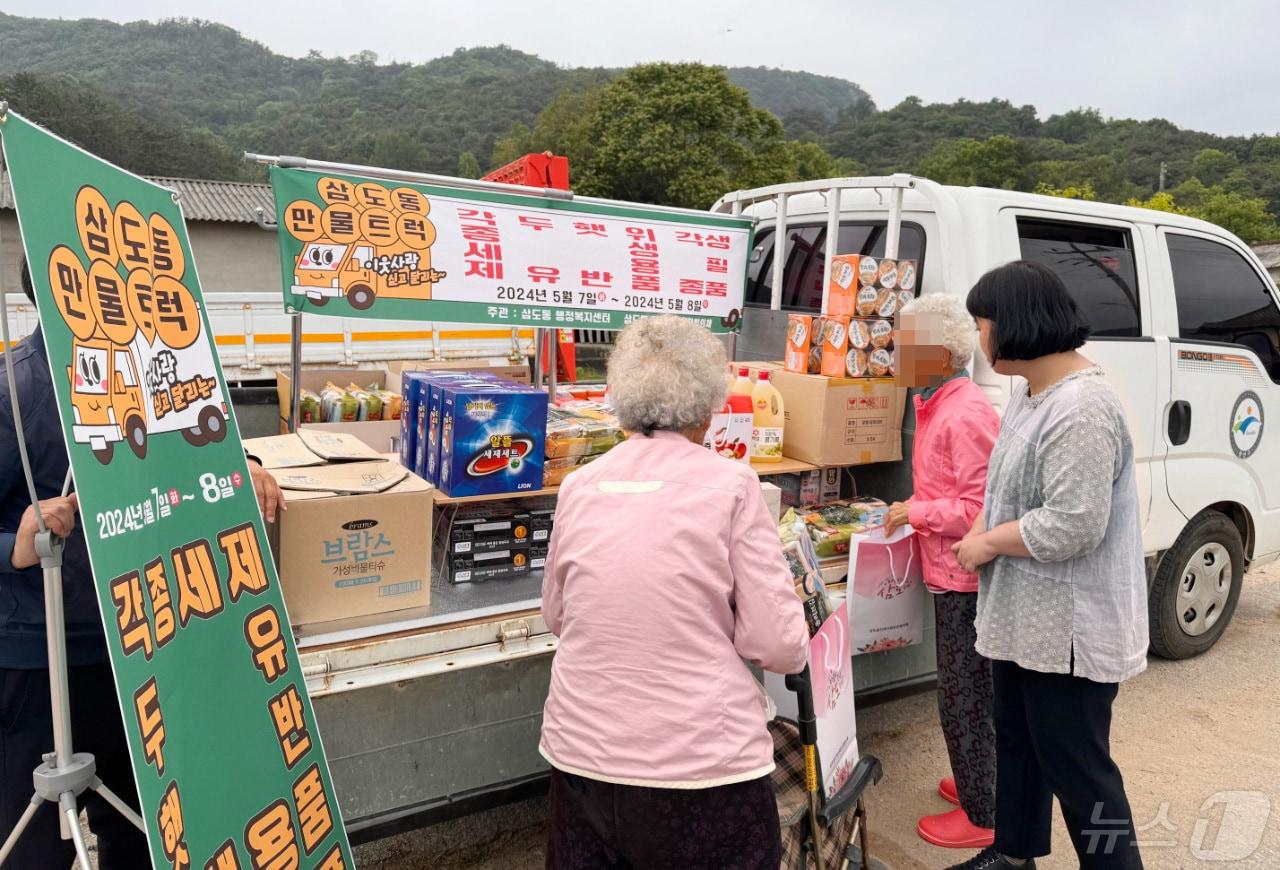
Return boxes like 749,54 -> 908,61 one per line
917,807 -> 995,849
939,776 -> 960,806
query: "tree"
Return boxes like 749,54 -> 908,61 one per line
1126,187 -> 1279,243
916,135 -> 1030,189
457,151 -> 481,179
368,131 -> 429,171
573,63 -> 794,209
1124,191 -> 1184,214
1191,148 -> 1238,186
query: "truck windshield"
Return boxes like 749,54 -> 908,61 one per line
746,221 -> 926,311
73,346 -> 109,395
299,243 -> 347,271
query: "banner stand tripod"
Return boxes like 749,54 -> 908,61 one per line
0,103 -> 146,867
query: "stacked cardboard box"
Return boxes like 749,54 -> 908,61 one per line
436,498 -> 556,583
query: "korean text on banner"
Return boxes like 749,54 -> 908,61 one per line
847,525 -> 925,655
0,111 -> 353,869
270,166 -> 752,333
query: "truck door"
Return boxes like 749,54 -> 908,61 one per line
1007,212 -> 1163,534
1159,229 -> 1280,559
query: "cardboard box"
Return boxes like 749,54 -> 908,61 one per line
391,358 -> 531,385
760,481 -> 783,520
300,420 -> 401,455
276,368 -> 388,433
770,368 -> 906,466
268,460 -> 432,626
437,384 -> 548,498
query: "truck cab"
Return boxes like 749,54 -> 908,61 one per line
715,175 -> 1280,659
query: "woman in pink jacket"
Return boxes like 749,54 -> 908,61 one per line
884,294 -> 1001,851
540,316 -> 809,869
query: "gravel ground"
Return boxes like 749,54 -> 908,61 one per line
355,560 -> 1280,869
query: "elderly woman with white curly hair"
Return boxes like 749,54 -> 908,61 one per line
881,293 -> 1002,852
539,315 -> 808,869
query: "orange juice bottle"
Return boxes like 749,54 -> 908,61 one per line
751,370 -> 785,462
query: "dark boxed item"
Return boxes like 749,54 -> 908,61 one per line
530,506 -> 556,543
531,544 -> 549,571
450,547 -> 532,583
450,511 -> 533,555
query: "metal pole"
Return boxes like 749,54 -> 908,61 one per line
532,330 -> 545,388
42,552 -> 73,770
771,194 -> 788,311
885,187 -> 904,261
821,187 -> 842,316
548,330 -> 559,401
288,312 -> 302,433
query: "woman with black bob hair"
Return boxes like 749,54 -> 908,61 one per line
944,261 -> 1148,870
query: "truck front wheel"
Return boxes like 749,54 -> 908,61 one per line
125,415 -> 147,460
347,284 -> 375,310
1149,510 -> 1245,659
92,443 -> 114,465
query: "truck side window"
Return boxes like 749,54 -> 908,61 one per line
747,222 -> 925,311
1017,218 -> 1142,337
1168,233 -> 1280,382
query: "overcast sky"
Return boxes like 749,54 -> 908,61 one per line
4,0 -> 1279,136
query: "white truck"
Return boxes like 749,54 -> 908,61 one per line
40,174 -> 1278,840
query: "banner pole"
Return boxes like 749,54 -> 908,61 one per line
289,312 -> 303,433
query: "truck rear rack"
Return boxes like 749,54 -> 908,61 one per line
712,174 -> 955,314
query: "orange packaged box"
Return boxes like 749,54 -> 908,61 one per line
820,316 -> 851,378
785,314 -> 814,373
827,254 -> 860,317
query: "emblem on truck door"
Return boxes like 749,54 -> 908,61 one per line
1230,392 -> 1264,459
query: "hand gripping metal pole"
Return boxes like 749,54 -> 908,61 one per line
0,138 -> 144,867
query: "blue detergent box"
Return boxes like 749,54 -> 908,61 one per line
437,384 -> 549,498
399,372 -> 435,470
421,376 -> 500,483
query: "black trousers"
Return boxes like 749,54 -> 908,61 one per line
546,767 -> 781,869
992,660 -> 1143,869
0,663 -> 149,869
934,591 -> 996,828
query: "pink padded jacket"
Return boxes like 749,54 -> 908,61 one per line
907,377 -> 1000,593
539,431 -> 808,788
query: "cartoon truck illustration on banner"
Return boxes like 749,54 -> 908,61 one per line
284,179 -> 446,311
69,330 -> 228,465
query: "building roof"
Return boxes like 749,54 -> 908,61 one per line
1251,242 -> 1280,269
1,173 -> 273,224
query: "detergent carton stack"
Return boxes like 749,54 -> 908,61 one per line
400,370 -> 548,499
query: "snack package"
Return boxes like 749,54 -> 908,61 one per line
856,285 -> 879,317
348,383 -> 384,421
845,347 -> 869,377
785,314 -> 814,373
848,319 -> 872,351
897,289 -> 914,312
321,382 -> 358,423
808,317 -> 826,373
876,288 -> 899,318
297,389 -> 322,425
377,388 -> 402,421
868,348 -> 894,377
877,259 -> 899,289
800,499 -> 889,558
898,259 -> 918,293
869,319 -> 894,349
820,316 -> 850,378
827,255 -> 859,317
858,256 -> 878,287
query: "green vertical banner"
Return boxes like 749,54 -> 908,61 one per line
0,111 -> 353,868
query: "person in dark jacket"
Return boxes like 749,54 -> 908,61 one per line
0,260 -> 281,867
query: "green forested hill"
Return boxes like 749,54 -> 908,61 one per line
2,12 -> 1279,239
